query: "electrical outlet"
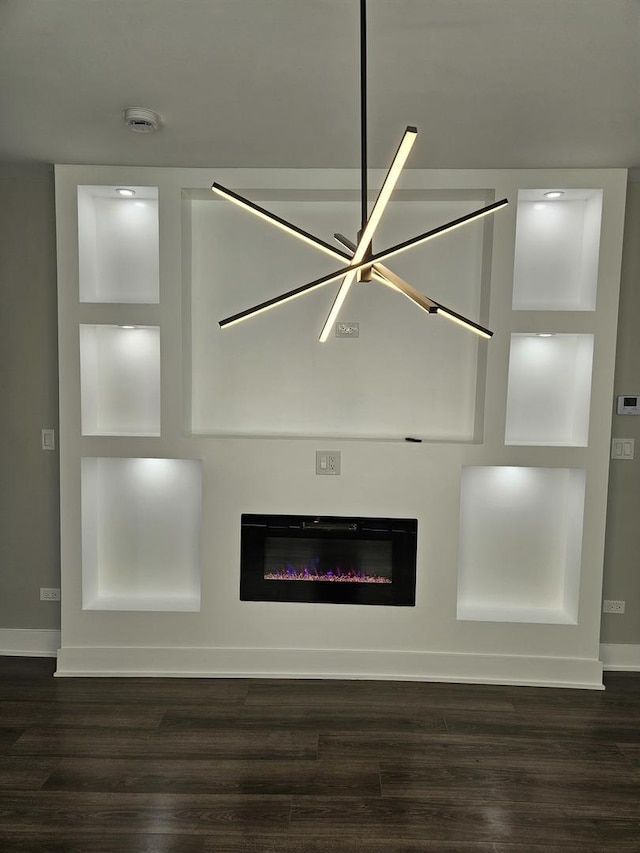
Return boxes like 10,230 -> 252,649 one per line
603,599 -> 625,614
40,587 -> 60,602
316,450 -> 341,475
335,322 -> 359,338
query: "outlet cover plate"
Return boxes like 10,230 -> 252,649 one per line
335,322 -> 359,338
40,587 -> 60,602
603,599 -> 625,614
316,450 -> 341,475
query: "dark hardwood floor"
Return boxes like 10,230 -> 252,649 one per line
1,657 -> 640,852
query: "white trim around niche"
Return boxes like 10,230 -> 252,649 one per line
0,629 -> 61,657
600,643 -> 640,671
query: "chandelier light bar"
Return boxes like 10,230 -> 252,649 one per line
214,0 -> 507,340
354,126 -> 418,260
370,271 -> 438,315
366,198 -> 508,266
219,278 -> 337,329
318,125 -> 418,342
211,183 -> 351,262
318,269 -> 358,342
436,307 -> 492,339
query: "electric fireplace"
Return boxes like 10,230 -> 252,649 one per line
240,514 -> 417,605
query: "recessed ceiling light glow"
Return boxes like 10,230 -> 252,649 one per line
115,188 -> 136,197
536,333 -> 555,337
544,191 -> 565,199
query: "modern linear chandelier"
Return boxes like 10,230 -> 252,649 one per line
213,0 -> 508,341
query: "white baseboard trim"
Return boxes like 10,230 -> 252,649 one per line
0,629 -> 61,657
600,643 -> 640,671
9,635 -> 635,681
56,645 -> 604,689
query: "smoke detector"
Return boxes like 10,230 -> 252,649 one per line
123,107 -> 161,133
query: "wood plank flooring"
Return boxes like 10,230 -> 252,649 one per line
1,657 -> 639,852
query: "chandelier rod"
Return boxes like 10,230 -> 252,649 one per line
360,0 -> 368,233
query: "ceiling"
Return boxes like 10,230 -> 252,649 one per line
1,0 -> 639,172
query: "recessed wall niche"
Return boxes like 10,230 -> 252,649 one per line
187,191 -> 492,440
457,466 -> 586,624
78,185 -> 159,303
80,324 -> 161,436
81,457 -> 202,611
504,333 -> 594,446
512,189 -> 602,311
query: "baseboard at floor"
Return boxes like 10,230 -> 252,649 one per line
55,645 -> 605,688
2,634 -> 635,676
600,643 -> 640,671
0,628 -> 60,657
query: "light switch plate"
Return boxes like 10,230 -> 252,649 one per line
41,429 -> 55,450
611,438 -> 634,460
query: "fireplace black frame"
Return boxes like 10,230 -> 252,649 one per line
240,513 -> 417,606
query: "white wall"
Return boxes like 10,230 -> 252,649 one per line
49,165 -> 627,685
4,168 -> 639,672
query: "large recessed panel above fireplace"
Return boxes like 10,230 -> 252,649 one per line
188,193 -> 487,442
240,514 -> 417,606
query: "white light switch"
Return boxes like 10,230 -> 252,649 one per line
611,438 -> 634,460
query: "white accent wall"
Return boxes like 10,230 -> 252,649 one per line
54,166 -> 627,687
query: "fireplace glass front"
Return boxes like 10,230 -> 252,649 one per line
240,514 -> 417,605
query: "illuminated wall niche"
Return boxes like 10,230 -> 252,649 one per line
78,185 -> 159,303
80,325 -> 160,436
505,333 -> 594,446
512,189 -> 602,311
81,457 -> 202,611
457,466 -> 586,624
